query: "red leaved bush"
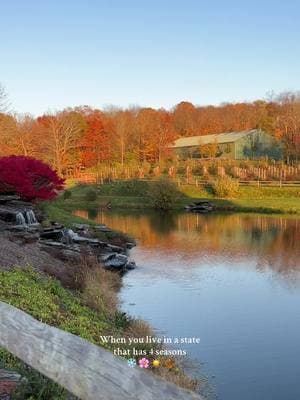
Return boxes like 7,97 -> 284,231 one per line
0,156 -> 64,201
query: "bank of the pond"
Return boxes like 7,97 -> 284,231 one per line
0,201 -> 198,399
57,181 -> 300,215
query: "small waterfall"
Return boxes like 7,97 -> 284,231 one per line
15,212 -> 26,226
25,210 -> 38,225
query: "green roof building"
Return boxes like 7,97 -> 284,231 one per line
171,129 -> 283,160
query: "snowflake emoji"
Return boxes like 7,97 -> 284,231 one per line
127,358 -> 137,368
138,357 -> 150,369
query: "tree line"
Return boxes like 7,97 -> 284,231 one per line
0,84 -> 300,176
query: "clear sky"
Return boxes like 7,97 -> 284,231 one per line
1,0 -> 300,115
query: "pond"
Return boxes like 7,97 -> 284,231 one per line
74,209 -> 300,400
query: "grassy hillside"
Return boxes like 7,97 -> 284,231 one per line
51,180 -> 300,216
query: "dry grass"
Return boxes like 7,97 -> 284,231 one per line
155,365 -> 199,392
42,253 -> 121,317
82,267 -> 120,316
124,318 -> 199,392
124,318 -> 154,338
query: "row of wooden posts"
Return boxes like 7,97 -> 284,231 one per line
68,164 -> 300,184
70,173 -> 300,188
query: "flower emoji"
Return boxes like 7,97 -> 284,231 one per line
152,359 -> 160,368
127,358 -> 136,368
138,357 -> 150,369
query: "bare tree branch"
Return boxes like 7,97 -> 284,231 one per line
0,83 -> 10,113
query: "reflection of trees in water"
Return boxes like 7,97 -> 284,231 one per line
87,208 -> 98,220
73,209 -> 300,273
148,211 -> 177,234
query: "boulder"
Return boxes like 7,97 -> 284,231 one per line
185,201 -> 214,213
126,242 -> 136,249
40,229 -> 64,241
101,253 -> 128,269
94,224 -> 112,232
39,241 -> 65,248
106,244 -> 124,253
0,207 -> 18,223
72,223 -> 90,231
125,261 -> 136,270
0,195 -> 20,203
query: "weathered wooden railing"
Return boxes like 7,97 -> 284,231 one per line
0,302 -> 202,400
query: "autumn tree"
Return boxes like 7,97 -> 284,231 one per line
274,92 -> 300,162
173,101 -> 198,137
136,108 -> 158,162
108,108 -> 134,166
0,156 -> 64,201
0,113 -> 17,156
199,141 -> 218,158
37,110 -> 86,175
81,111 -> 113,168
11,114 -> 41,157
153,110 -> 176,163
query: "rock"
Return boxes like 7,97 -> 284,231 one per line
185,201 -> 214,213
101,253 -> 128,269
64,229 -> 97,244
8,200 -> 33,208
0,195 -> 20,203
106,244 -> 124,253
40,229 -> 64,241
126,242 -> 136,249
94,224 -> 112,232
87,238 -> 101,246
39,241 -> 65,248
125,261 -> 136,270
0,207 -> 18,223
72,223 -> 90,231
13,232 -> 40,244
7,225 -> 28,232
49,223 -> 64,229
0,198 -> 137,275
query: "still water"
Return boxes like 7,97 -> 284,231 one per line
75,209 -> 300,400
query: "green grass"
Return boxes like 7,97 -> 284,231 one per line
41,200 -> 134,245
181,185 -> 300,214
0,268 -> 121,399
0,268 -> 197,397
0,268 -> 115,346
57,181 -> 300,216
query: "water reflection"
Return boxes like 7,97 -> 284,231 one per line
74,210 -> 300,277
74,209 -> 300,400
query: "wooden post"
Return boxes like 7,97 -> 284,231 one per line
0,302 -> 202,400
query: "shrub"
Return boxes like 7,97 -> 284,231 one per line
212,176 -> 240,198
85,188 -> 97,201
63,189 -> 72,199
0,156 -> 64,201
147,178 -> 180,210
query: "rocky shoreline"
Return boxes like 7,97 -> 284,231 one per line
0,195 -> 136,274
0,195 -> 137,399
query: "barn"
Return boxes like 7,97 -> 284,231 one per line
171,129 -> 283,160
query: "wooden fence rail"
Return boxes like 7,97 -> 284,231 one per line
68,174 -> 300,188
0,302 -> 202,400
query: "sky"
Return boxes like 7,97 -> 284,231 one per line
1,0 -> 300,115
